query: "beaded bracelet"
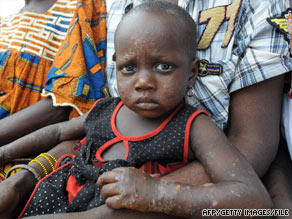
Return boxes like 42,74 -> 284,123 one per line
29,159 -> 48,176
6,164 -> 42,181
37,154 -> 55,172
42,153 -> 57,163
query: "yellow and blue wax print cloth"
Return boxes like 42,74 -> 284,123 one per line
42,0 -> 108,119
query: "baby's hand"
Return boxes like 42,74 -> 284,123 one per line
97,167 -> 158,212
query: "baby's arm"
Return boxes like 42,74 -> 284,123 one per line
97,114 -> 272,218
0,112 -> 88,165
185,114 -> 272,210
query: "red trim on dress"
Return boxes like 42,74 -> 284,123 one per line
96,101 -> 183,162
111,101 -> 183,141
55,154 -> 75,169
90,98 -> 104,110
19,160 -> 73,218
95,137 -> 123,162
95,139 -> 130,162
79,137 -> 86,146
183,110 -> 209,163
123,140 -> 129,160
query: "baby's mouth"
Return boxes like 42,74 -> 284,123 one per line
136,97 -> 159,110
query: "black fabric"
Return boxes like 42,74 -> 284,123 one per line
22,97 -> 200,217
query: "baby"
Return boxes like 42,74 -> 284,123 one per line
19,1 -> 271,218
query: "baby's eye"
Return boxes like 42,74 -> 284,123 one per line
154,63 -> 174,73
121,64 -> 136,74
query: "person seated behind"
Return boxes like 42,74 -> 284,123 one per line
18,2 -> 271,218
0,0 -> 75,123
0,0 -> 107,180
0,0 -> 290,217
0,0 -> 107,146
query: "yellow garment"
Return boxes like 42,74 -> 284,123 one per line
0,158 -> 32,181
0,0 -> 77,119
42,0 -> 108,119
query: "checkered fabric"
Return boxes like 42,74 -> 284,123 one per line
105,0 -> 292,130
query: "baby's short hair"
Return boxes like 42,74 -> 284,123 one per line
116,0 -> 197,61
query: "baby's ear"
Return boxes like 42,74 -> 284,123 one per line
188,58 -> 199,87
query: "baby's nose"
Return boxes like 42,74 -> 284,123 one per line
134,71 -> 156,91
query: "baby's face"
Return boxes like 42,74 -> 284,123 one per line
115,11 -> 195,118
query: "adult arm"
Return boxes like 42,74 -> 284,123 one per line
226,74 -> 284,177
0,140 -> 79,219
0,111 -> 87,165
0,97 -> 71,146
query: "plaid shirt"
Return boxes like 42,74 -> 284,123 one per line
106,0 -> 292,130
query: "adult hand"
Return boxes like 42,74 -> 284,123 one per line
0,170 -> 35,219
0,177 -> 23,219
97,167 -> 159,212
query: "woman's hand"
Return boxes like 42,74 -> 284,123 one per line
0,178 -> 20,219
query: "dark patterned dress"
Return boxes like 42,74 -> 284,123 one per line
20,97 -> 207,218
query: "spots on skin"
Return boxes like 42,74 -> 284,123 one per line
211,200 -> 218,207
128,199 -> 136,207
